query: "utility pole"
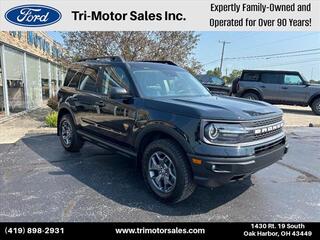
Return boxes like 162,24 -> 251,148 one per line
219,40 -> 231,75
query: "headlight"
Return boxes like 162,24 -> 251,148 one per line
202,122 -> 248,145
204,124 -> 218,140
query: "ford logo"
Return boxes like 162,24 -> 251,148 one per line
5,4 -> 61,27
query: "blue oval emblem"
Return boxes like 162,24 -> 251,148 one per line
5,4 -> 61,27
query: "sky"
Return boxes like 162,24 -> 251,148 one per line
48,31 -> 320,80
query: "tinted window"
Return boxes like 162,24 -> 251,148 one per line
63,69 -> 76,86
261,73 -> 283,84
242,73 -> 260,81
79,67 -> 99,92
68,71 -> 83,88
284,75 -> 303,85
98,66 -> 130,95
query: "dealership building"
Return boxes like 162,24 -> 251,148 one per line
0,31 -> 66,120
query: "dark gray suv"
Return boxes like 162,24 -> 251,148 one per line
232,70 -> 320,115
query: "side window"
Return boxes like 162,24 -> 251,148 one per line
284,75 -> 303,85
242,73 -> 260,81
63,69 -> 76,86
79,67 -> 99,92
98,66 -> 130,95
261,73 -> 284,84
68,69 -> 84,88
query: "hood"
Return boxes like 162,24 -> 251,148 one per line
308,84 -> 320,88
144,95 -> 282,121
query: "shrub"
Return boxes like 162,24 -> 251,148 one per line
47,96 -> 58,111
45,111 -> 58,128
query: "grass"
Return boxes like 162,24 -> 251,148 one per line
45,111 -> 58,127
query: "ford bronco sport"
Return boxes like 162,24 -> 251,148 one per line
232,70 -> 320,115
57,57 -> 288,203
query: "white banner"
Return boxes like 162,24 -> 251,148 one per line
0,0 -> 319,31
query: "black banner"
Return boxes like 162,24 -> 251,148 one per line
0,222 -> 318,239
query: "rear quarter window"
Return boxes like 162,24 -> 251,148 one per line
242,73 -> 260,82
63,69 -> 77,86
68,71 -> 84,88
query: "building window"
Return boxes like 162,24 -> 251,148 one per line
27,32 -> 33,45
33,34 -> 39,48
0,46 -> 5,118
9,31 -> 17,37
4,47 -> 26,114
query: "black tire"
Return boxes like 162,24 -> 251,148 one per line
59,114 -> 84,152
142,139 -> 196,204
242,92 -> 260,100
311,98 -> 320,115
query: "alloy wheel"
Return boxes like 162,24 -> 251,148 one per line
61,120 -> 72,146
148,151 -> 177,193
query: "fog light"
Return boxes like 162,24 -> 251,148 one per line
211,165 -> 216,171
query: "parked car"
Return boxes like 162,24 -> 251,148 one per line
196,75 -> 231,95
231,70 -> 320,115
57,57 -> 288,203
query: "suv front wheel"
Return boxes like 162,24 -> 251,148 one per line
311,97 -> 320,115
242,92 -> 260,100
142,139 -> 196,203
59,114 -> 84,152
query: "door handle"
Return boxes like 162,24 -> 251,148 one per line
281,86 -> 288,89
96,101 -> 105,107
260,85 -> 266,88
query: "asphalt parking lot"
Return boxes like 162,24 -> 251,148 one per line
0,127 -> 319,222
278,105 -> 320,127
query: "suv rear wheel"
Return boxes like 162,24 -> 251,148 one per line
311,97 -> 320,115
59,114 -> 84,152
142,139 -> 196,203
242,92 -> 260,100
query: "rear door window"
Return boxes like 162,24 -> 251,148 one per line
261,73 -> 284,84
242,73 -> 260,81
79,67 -> 99,92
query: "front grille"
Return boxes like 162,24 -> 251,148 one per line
253,128 -> 283,141
242,116 -> 283,128
242,115 -> 284,143
254,138 -> 285,154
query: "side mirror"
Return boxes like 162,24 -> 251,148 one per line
110,87 -> 131,99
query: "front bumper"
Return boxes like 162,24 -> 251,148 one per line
188,139 -> 288,188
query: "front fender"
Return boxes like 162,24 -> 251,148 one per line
57,103 -> 78,135
308,92 -> 320,105
134,121 -> 193,154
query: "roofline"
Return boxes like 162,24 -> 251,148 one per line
242,69 -> 300,74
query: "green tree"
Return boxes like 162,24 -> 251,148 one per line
62,31 -> 202,74
229,69 -> 242,81
206,67 -> 221,78
223,69 -> 242,84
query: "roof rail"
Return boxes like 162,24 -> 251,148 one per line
140,60 -> 177,66
78,56 -> 125,63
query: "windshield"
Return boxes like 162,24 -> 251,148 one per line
208,76 -> 224,85
129,63 -> 211,98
